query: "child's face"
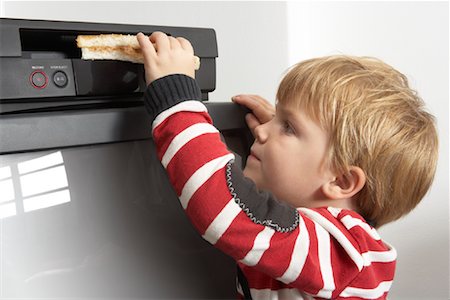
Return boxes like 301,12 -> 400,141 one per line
243,103 -> 334,208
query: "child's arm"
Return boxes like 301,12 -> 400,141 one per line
137,32 -> 395,298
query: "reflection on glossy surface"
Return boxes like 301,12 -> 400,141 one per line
0,166 -> 16,218
23,189 -> 71,213
0,140 -> 236,298
0,151 -> 71,219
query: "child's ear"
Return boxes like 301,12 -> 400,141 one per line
322,166 -> 366,200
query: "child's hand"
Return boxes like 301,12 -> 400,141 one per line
137,32 -> 196,85
232,94 -> 275,137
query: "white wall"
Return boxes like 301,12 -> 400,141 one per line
2,1 -> 449,298
287,2 -> 449,299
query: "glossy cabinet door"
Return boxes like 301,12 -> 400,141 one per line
0,140 -> 238,298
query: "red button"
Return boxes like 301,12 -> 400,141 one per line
30,71 -> 48,89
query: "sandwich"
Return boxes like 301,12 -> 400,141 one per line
76,34 -> 200,69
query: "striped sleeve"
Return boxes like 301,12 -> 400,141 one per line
144,74 -> 396,299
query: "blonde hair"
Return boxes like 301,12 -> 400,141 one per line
277,55 -> 438,227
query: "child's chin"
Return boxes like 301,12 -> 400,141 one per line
242,166 -> 253,179
242,168 -> 260,187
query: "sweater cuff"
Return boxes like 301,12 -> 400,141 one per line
143,74 -> 202,119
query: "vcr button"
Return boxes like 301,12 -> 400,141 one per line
53,71 -> 68,87
30,71 -> 48,89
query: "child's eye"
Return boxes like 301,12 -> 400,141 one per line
282,121 -> 295,135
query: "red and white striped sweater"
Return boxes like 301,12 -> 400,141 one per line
144,74 -> 397,299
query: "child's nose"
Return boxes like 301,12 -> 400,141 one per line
254,122 -> 269,143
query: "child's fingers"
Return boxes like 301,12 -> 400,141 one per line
137,33 -> 157,81
233,94 -> 275,124
245,113 -> 262,136
168,36 -> 180,50
232,94 -> 271,112
177,37 -> 194,54
137,32 -> 156,58
248,94 -> 275,115
149,31 -> 170,53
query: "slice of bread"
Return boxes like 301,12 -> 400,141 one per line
76,34 -> 200,69
77,34 -> 141,48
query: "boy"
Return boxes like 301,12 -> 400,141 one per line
137,32 -> 438,299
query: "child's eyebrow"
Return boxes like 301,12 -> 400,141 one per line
276,105 -> 308,132
275,104 -> 294,117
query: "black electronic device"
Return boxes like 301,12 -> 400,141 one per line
0,18 -> 216,101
